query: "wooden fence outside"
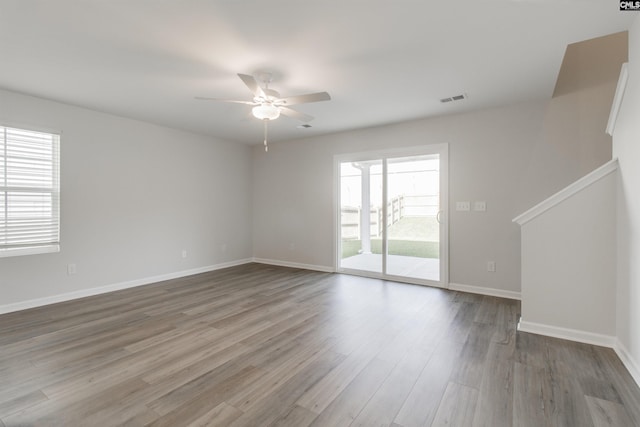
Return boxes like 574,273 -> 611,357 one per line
341,194 -> 438,239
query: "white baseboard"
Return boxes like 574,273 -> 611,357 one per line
251,258 -> 335,273
614,339 -> 640,388
0,258 -> 253,315
518,320 -> 639,389
448,282 -> 521,300
517,319 -> 617,348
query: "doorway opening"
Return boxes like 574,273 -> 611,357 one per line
336,145 -> 448,287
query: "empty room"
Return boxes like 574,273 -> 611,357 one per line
1,2 -> 640,426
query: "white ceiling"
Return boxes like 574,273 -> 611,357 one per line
0,1 -> 635,145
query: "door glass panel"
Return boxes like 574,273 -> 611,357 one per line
339,160 -> 383,273
386,155 -> 440,281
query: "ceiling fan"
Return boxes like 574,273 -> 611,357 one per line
196,73 -> 331,152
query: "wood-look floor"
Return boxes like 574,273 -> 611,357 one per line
1,264 -> 639,426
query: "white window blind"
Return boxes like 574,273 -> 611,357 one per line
0,126 -> 60,257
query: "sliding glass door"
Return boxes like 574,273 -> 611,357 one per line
338,160 -> 383,273
336,145 -> 448,287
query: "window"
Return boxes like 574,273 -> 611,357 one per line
0,125 -> 60,257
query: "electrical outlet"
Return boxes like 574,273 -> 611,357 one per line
67,263 -> 77,275
487,261 -> 496,272
181,249 -> 187,259
221,243 -> 227,252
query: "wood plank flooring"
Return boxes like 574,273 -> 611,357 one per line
1,263 -> 639,426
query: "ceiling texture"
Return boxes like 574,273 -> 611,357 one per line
0,1 -> 635,145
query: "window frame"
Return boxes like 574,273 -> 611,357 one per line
0,124 -> 61,258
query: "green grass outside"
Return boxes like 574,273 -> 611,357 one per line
342,239 -> 439,259
341,216 -> 440,259
385,216 -> 439,241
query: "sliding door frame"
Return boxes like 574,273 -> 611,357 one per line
334,144 -> 449,288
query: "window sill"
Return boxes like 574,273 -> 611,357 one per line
0,245 -> 60,258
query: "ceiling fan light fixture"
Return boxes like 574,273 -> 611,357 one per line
252,104 -> 280,120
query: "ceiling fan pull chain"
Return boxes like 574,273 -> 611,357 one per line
263,119 -> 268,152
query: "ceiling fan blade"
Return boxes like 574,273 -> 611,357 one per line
278,91 -> 331,106
238,73 -> 266,98
195,96 -> 255,105
280,106 -> 314,123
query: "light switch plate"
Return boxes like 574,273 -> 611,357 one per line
474,201 -> 486,211
456,201 -> 470,211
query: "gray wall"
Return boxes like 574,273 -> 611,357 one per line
251,33 -> 620,296
0,88 -> 253,308
0,30 -> 621,311
614,15 -> 640,382
253,100 -> 581,294
520,169 -> 617,337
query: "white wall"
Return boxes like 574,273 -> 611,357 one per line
0,88 -> 252,309
253,100 -> 563,294
519,168 -> 617,339
614,14 -> 640,382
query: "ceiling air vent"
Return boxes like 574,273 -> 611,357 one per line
440,94 -> 467,103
